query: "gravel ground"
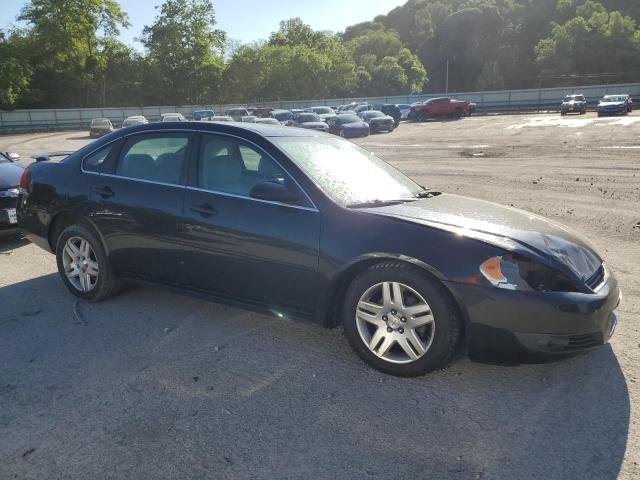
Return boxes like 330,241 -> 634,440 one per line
0,113 -> 638,479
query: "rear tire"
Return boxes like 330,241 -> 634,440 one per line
55,224 -> 120,302
343,262 -> 461,377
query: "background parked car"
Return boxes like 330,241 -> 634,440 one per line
204,116 -> 234,122
271,109 -> 294,125
397,104 -> 412,120
623,94 -> 633,112
251,107 -> 274,118
227,108 -> 250,121
597,95 -> 631,116
413,97 -> 470,121
294,113 -> 329,132
89,118 -> 114,137
121,116 -> 148,127
359,110 -> 396,133
0,151 -> 23,237
255,118 -> 281,125
373,104 -> 401,127
309,106 -> 337,122
353,104 -> 370,114
327,113 -> 370,138
560,94 -> 587,115
192,110 -> 215,121
468,102 -> 477,115
241,116 -> 258,123
161,113 -> 187,122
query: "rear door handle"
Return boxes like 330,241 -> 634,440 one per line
190,203 -> 217,217
93,186 -> 114,199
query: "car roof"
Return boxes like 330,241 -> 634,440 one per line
123,120 -> 330,138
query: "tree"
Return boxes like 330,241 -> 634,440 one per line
535,3 -> 640,85
17,0 -> 129,107
0,30 -> 32,109
141,0 -> 226,104
347,30 -> 427,95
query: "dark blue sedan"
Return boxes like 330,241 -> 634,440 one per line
17,122 -> 621,377
327,113 -> 370,138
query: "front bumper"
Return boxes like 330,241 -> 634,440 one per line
598,106 -> 626,115
370,121 -> 394,132
446,273 -> 621,363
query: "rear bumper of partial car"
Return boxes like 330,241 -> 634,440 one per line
445,273 -> 621,363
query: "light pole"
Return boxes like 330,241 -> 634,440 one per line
445,59 -> 449,94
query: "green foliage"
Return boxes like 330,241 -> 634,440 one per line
1,0 -> 640,109
141,0 -> 225,105
535,3 -> 640,84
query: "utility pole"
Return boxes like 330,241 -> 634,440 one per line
445,60 -> 449,94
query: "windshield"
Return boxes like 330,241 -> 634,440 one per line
602,96 -> 625,102
363,111 -> 385,119
298,113 -> 320,123
91,118 -> 110,126
565,95 -> 584,101
311,107 -> 333,114
273,137 -> 423,207
338,114 -> 360,124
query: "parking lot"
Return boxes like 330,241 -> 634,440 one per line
1,113 -> 639,479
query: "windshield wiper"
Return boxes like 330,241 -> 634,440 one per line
347,198 -> 418,208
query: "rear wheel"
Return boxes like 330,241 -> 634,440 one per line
55,224 -> 120,302
343,262 -> 461,377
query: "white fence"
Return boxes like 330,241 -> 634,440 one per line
1,82 -> 639,133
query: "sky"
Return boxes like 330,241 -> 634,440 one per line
0,0 -> 406,48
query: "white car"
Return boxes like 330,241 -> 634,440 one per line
161,113 -> 186,122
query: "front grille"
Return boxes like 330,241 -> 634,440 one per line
585,265 -> 605,291
564,332 -> 602,351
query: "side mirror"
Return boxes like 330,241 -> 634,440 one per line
250,181 -> 299,204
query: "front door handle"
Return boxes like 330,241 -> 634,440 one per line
190,203 -> 217,217
93,186 -> 114,199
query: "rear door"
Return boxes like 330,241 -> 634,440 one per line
90,131 -> 193,283
181,132 -> 320,316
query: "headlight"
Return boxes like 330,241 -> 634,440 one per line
0,188 -> 19,198
479,255 -> 579,292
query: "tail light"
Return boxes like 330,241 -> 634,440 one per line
19,166 -> 30,193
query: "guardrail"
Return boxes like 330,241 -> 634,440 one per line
2,82 -> 639,134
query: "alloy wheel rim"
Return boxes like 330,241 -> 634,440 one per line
62,236 -> 99,292
355,281 -> 435,364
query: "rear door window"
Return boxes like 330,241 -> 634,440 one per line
83,144 -> 114,173
116,133 -> 190,185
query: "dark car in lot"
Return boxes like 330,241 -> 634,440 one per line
560,94 -> 587,116
271,109 -> 294,125
89,118 -> 114,138
0,151 -> 23,236
17,122 -> 621,376
327,113 -> 370,138
373,104 -> 401,127
193,110 -> 215,121
359,110 -> 396,133
597,95 -> 632,116
294,113 -> 329,132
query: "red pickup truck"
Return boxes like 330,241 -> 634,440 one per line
413,97 -> 471,120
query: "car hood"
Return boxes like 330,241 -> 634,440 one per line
363,193 -> 602,280
342,122 -> 368,129
599,101 -> 624,106
0,161 -> 25,189
369,116 -> 394,122
301,122 -> 328,129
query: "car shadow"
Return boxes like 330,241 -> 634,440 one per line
0,235 -> 28,253
0,275 -> 630,479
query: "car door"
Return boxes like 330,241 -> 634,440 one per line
90,131 -> 193,283
181,132 -> 320,316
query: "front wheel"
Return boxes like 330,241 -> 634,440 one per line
343,262 -> 461,377
55,224 -> 121,302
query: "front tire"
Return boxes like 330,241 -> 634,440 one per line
343,262 -> 461,377
55,224 -> 120,302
